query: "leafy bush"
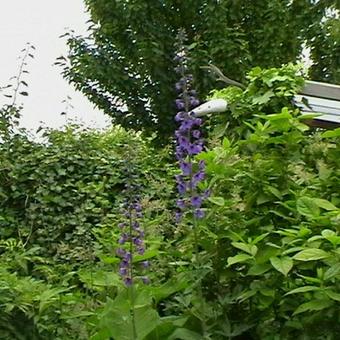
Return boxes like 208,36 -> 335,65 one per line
0,125 -> 176,338
195,66 -> 340,338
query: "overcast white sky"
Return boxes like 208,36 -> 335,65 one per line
0,0 -> 110,133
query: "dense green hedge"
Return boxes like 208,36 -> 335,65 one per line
0,126 -> 175,339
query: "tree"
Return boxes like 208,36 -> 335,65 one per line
62,0 -> 340,142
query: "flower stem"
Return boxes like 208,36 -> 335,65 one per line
129,204 -> 137,340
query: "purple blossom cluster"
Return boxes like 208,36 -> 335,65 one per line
174,39 -> 209,222
116,186 -> 149,286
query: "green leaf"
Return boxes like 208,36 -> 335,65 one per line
252,90 -> 274,105
293,299 -> 333,315
297,197 -> 320,218
321,229 -> 336,238
100,299 -> 160,340
285,286 -> 321,296
293,249 -> 330,261
313,199 -> 338,211
325,290 -> 340,302
227,254 -> 253,266
133,249 -> 159,262
247,263 -> 271,276
149,275 -> 189,303
266,186 -> 282,199
252,233 -> 269,245
324,263 -> 340,281
269,256 -> 293,276
321,128 -> 340,138
208,196 -> 225,206
237,289 -> 257,302
78,270 -> 120,287
231,242 -> 258,256
168,328 -> 202,340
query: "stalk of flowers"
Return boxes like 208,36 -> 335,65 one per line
116,157 -> 149,287
174,32 -> 209,223
173,31 -> 210,336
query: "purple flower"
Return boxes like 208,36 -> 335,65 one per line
141,261 -> 150,268
137,247 -> 145,255
180,161 -> 192,176
124,277 -> 133,286
175,211 -> 182,223
141,276 -> 150,285
176,199 -> 187,209
117,181 -> 148,286
173,36 -> 210,224
133,237 -> 143,246
175,99 -> 185,110
175,111 -> 187,122
192,130 -> 201,139
193,170 -> 205,184
118,233 -> 128,244
119,267 -> 128,276
116,248 -> 126,256
175,82 -> 183,92
177,183 -> 186,195
190,97 -> 200,108
191,196 -> 202,208
194,209 -> 205,219
187,143 -> 203,155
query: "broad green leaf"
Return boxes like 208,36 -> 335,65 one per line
321,230 -> 340,246
78,270 -> 120,287
247,263 -> 271,276
252,232 -> 269,245
265,110 -> 292,121
208,196 -> 225,206
270,257 -> 293,276
100,299 -> 160,340
266,186 -> 282,199
227,254 -> 253,266
168,328 -> 202,340
293,249 -> 330,261
293,299 -> 333,315
325,290 -> 340,302
133,249 -> 159,262
285,286 -> 321,296
313,199 -> 338,211
149,275 -> 189,303
259,287 -> 275,297
321,128 -> 340,138
324,263 -> 340,281
231,242 -> 258,256
297,197 -> 320,218
146,316 -> 189,339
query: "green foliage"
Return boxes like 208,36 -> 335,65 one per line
1,64 -> 340,339
0,125 -> 176,338
194,66 -> 340,338
62,0 -> 339,142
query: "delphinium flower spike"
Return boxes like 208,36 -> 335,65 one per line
116,144 -> 149,287
174,29 -> 209,222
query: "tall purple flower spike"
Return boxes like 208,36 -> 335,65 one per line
174,30 -> 209,222
116,184 -> 149,286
